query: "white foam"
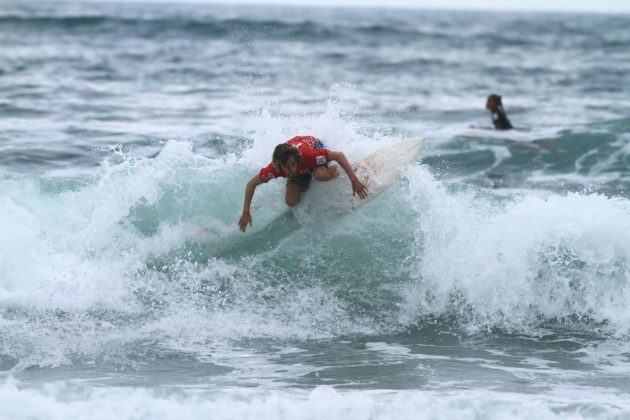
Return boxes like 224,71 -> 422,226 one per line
402,165 -> 630,334
1,379 -> 628,420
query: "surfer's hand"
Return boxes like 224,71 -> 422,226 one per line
351,178 -> 369,199
238,211 -> 252,232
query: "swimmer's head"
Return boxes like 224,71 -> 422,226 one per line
486,94 -> 503,110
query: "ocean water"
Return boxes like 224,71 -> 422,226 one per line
2,1 -> 630,418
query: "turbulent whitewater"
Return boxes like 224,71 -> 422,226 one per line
2,1 -> 630,419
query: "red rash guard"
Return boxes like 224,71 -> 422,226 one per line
259,136 -> 330,183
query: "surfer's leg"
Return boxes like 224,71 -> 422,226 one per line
285,184 -> 301,207
285,173 -> 311,206
313,165 -> 337,181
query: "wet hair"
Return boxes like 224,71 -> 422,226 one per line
272,143 -> 301,171
487,94 -> 503,107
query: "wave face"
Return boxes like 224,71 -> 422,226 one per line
3,139 -> 630,390
2,1 -> 630,418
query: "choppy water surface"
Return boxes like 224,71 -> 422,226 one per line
2,1 -> 630,418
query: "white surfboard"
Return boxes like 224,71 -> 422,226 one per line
314,137 -> 424,210
350,137 -> 424,207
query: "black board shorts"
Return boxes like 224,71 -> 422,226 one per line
286,172 -> 313,192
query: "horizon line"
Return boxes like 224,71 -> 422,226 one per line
68,0 -> 630,15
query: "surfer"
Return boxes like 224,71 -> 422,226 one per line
238,135 -> 369,232
486,94 -> 513,130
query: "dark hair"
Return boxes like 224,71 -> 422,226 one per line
272,143 -> 301,170
487,94 -> 503,106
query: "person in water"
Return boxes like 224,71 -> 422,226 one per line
238,135 -> 369,232
486,94 -> 513,130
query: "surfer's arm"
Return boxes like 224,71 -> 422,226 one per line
239,175 -> 263,232
327,151 -> 369,199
